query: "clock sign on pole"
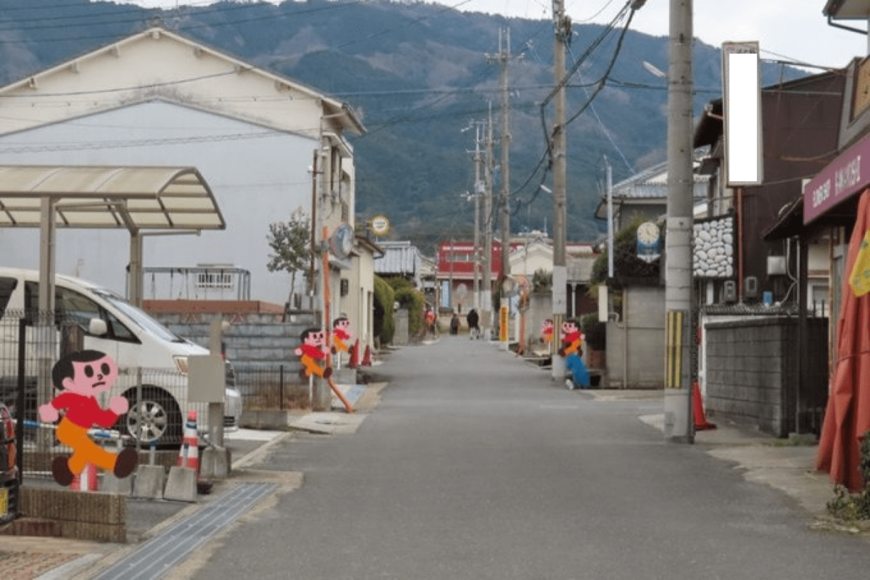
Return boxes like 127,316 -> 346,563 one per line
636,221 -> 661,263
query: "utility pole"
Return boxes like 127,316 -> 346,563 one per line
491,28 -> 512,350
551,0 -> 570,379
472,122 -> 484,311
663,0 -> 695,443
482,107 -> 494,339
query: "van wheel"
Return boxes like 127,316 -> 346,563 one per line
119,388 -> 182,446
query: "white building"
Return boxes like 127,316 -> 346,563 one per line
0,26 -> 364,311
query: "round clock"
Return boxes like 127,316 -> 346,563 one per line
637,221 -> 660,245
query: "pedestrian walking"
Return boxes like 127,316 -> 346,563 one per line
466,308 -> 480,339
425,307 -> 437,335
450,313 -> 460,335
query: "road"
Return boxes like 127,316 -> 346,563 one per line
189,336 -> 870,580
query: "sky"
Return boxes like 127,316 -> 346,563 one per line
110,0 -> 866,70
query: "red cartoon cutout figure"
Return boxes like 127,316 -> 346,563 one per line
39,350 -> 138,487
295,327 -> 333,379
332,317 -> 354,356
558,318 -> 585,357
541,319 -> 554,344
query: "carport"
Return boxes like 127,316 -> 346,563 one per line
0,164 -> 226,311
0,165 -> 226,452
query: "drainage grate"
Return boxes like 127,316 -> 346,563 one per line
94,483 -> 276,580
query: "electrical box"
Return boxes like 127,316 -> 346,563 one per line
744,276 -> 759,299
767,256 -> 786,276
723,280 -> 737,303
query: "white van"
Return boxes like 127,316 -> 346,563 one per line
0,267 -> 242,445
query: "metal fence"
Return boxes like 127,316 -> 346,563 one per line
0,310 -> 235,483
231,363 -> 310,412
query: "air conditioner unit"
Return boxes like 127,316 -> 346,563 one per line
723,280 -> 737,303
744,276 -> 759,300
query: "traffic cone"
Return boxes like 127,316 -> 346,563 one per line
693,382 -> 716,430
177,410 -> 200,473
362,345 -> 372,367
349,339 -> 359,368
71,462 -> 98,492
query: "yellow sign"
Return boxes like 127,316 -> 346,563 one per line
0,487 -> 8,519
499,306 -> 508,342
665,310 -> 684,389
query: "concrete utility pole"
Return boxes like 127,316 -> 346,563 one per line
497,28 -> 512,350
551,0 -> 570,380
663,0 -> 695,443
472,122 -> 484,311
483,107 -> 494,338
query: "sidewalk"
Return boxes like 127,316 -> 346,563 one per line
0,380 -> 378,580
586,389 -> 840,522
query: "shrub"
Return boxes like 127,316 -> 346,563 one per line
581,312 -> 606,351
373,275 -> 395,345
827,431 -> 870,521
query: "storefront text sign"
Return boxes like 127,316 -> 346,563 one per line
804,132 -> 870,224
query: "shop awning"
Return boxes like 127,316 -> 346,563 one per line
0,165 -> 225,230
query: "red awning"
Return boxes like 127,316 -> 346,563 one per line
816,188 -> 870,491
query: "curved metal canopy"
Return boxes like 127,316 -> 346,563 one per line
0,165 -> 225,231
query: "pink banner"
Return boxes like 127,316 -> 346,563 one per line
804,132 -> 870,224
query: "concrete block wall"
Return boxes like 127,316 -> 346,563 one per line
705,318 -> 794,437
15,487 -> 126,542
155,311 -> 317,374
606,286 -> 665,388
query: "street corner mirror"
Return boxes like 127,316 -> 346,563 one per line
502,276 -> 516,295
88,318 -> 108,336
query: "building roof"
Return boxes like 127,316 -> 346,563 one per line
374,240 -> 422,277
0,26 -> 364,138
594,160 -> 709,220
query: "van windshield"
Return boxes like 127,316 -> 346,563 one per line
91,288 -> 185,343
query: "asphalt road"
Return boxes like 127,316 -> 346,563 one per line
189,336 -> 870,580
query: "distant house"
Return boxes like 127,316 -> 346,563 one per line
373,241 -> 425,287
594,160 -> 708,232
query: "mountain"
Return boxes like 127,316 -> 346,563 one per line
0,0 -> 803,254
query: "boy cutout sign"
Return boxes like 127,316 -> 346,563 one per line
39,350 -> 138,486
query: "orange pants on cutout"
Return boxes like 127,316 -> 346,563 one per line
57,418 -> 117,474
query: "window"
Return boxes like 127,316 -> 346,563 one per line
0,277 -> 17,317
196,271 -> 234,289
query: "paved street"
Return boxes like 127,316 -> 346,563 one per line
188,337 -> 870,580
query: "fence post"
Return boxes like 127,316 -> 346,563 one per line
16,318 -> 26,483
279,365 -> 285,411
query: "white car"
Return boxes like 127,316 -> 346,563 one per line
0,267 -> 241,446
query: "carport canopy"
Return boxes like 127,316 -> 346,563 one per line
0,164 -> 226,311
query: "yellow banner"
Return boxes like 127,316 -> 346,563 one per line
849,229 -> 870,297
499,306 -> 508,342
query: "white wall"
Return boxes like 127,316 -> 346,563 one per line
0,101 -> 316,304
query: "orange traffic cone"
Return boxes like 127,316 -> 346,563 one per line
349,339 -> 359,368
362,345 -> 372,367
71,462 -> 98,492
177,410 -> 200,473
693,382 -> 716,430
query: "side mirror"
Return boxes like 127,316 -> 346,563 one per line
89,318 -> 108,336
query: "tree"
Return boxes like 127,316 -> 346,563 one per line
266,208 -> 311,307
